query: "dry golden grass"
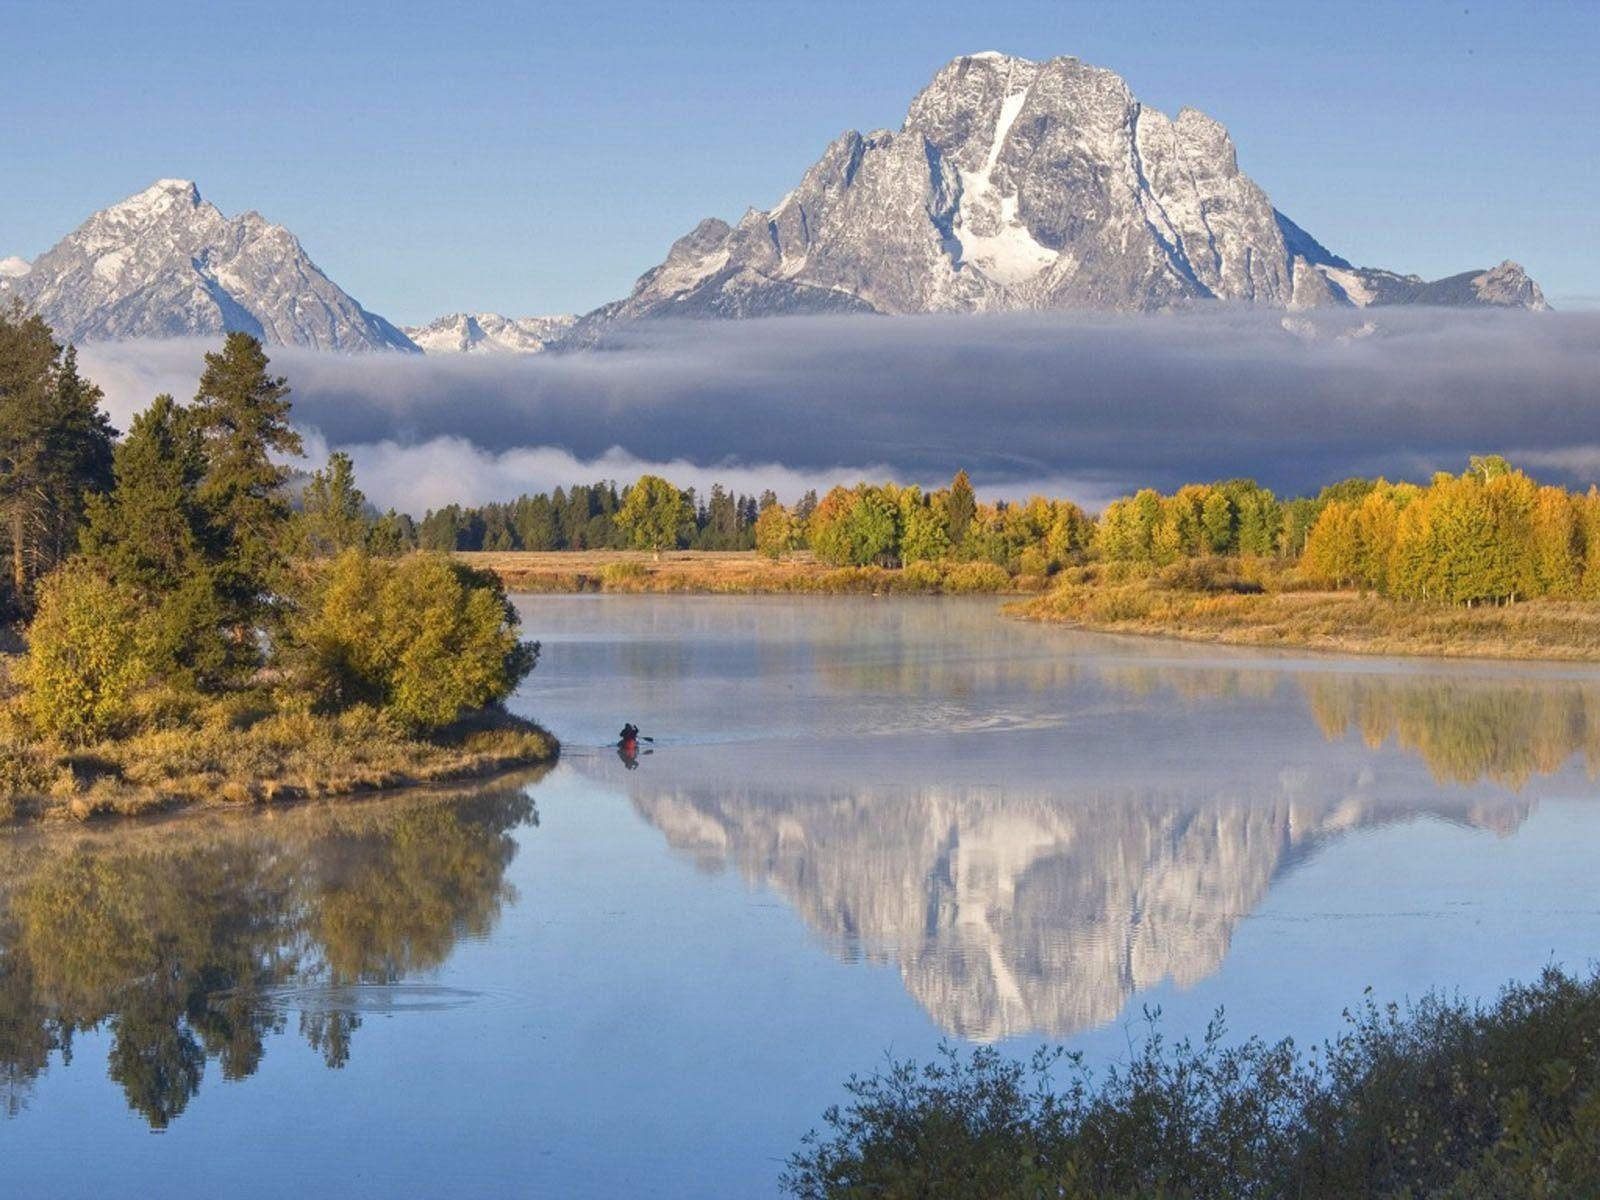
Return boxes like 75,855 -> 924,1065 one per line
0,701 -> 559,824
1015,580 -> 1600,662
456,550 -> 1026,595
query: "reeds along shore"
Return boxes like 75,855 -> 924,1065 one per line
458,550 -> 1025,595
1014,570 -> 1600,661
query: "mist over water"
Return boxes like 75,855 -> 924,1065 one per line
78,307 -> 1600,514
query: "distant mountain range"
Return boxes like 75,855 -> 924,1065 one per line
2,53 -> 1547,355
402,312 -> 576,355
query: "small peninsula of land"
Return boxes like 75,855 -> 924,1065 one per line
0,321 -> 555,825
0,694 -> 557,823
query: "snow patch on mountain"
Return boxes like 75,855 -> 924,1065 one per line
953,80 -> 1059,286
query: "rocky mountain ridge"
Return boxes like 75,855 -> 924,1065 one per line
569,52 -> 1544,342
4,55 -> 1547,354
1,179 -> 417,353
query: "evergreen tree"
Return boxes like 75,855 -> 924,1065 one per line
369,509 -> 417,556
944,470 -> 977,547
295,451 -> 370,558
80,395 -> 229,683
190,333 -> 303,625
0,308 -> 116,611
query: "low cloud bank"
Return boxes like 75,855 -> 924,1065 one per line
78,308 -> 1600,515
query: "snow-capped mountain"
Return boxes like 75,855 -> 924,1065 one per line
5,56 -> 1547,355
403,311 -> 576,354
568,51 -> 1545,340
5,179 -> 417,352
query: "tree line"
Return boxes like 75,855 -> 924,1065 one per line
404,482 -> 781,553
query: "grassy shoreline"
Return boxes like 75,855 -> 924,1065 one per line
456,549 -> 1030,595
0,702 -> 559,824
1013,581 -> 1600,662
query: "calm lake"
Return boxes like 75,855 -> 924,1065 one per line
5,595 -> 1600,1197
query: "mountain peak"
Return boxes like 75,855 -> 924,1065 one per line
108,178 -> 203,219
10,182 -> 416,352
569,49 -> 1546,336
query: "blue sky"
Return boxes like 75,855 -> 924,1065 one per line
4,0 -> 1596,323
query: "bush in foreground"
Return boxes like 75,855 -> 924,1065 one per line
785,968 -> 1600,1199
19,561 -> 151,743
293,551 -> 538,730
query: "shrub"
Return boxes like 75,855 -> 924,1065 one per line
20,561 -> 152,744
294,551 -> 538,730
786,968 -> 1600,1200
941,562 -> 1013,594
900,560 -> 945,591
600,561 -> 647,588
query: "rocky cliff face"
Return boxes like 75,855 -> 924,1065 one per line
2,180 -> 417,352
570,51 -> 1545,341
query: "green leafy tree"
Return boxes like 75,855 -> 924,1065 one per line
1201,489 -> 1236,554
20,560 -> 151,743
899,488 -> 952,564
616,474 -> 693,556
294,551 -> 537,729
754,503 -> 803,561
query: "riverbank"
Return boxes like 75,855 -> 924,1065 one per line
0,700 -> 559,823
456,550 -> 1027,594
1014,580 -> 1600,661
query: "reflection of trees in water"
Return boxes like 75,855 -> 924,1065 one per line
1299,674 -> 1600,789
1086,660 -> 1600,790
0,779 -> 538,1127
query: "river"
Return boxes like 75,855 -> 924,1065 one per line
5,595 -> 1599,1197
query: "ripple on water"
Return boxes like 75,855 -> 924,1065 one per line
235,982 -> 527,1016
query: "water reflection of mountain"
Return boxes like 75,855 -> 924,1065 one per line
0,776 -> 542,1127
618,664 -> 1598,1042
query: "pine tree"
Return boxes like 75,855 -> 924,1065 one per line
944,470 -> 977,548
0,309 -> 116,611
190,333 -> 303,624
296,451 -> 370,558
80,394 -> 229,684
